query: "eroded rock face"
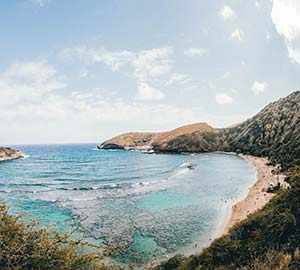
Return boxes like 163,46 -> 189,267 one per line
0,147 -> 24,162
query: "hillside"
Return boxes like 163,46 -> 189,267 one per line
98,123 -> 216,151
0,147 -> 24,162
100,91 -> 300,171
222,91 -> 300,170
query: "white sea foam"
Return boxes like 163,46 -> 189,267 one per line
179,162 -> 190,167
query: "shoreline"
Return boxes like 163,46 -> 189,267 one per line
224,154 -> 288,233
158,152 -> 265,260
175,153 -> 287,260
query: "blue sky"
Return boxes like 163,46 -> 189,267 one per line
1,0 -> 300,144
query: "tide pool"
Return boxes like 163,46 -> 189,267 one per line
0,144 -> 256,264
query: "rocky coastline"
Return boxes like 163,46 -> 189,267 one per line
0,147 -> 24,162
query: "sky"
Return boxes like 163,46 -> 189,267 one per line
1,0 -> 300,144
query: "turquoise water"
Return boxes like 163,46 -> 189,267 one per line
0,144 -> 256,264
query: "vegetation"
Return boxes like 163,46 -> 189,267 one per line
266,182 -> 281,193
222,91 -> 300,170
0,204 -> 130,270
153,131 -> 222,153
155,173 -> 300,270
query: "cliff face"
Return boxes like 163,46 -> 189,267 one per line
0,147 -> 24,162
99,91 -> 300,168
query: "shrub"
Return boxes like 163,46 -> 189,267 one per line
0,204 -> 127,270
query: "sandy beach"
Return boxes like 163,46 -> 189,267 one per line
225,154 -> 288,233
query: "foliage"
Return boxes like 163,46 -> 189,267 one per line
156,92 -> 300,172
0,204 -> 129,270
154,131 -> 222,153
222,91 -> 300,170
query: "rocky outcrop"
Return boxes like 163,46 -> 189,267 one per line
0,147 -> 24,162
98,132 -> 156,150
98,123 -> 216,152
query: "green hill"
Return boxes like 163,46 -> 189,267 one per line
222,91 -> 300,170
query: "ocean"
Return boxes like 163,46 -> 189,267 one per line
0,144 -> 256,264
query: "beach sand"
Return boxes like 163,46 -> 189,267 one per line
225,154 -> 288,233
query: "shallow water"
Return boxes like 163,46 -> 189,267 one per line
0,144 -> 256,263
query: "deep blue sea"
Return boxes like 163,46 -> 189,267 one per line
0,144 -> 256,264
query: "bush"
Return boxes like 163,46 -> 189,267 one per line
0,204 -> 127,270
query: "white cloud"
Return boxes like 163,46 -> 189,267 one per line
218,72 -> 230,80
165,73 -> 191,86
62,46 -> 174,100
0,81 -> 197,143
4,60 -> 57,85
79,69 -> 90,78
132,47 -> 173,82
30,0 -> 50,6
255,1 -> 261,8
0,60 -> 65,107
0,58 -> 201,143
62,47 -> 134,71
135,82 -> 165,101
0,59 -> 255,144
271,0 -> 300,65
184,48 -> 208,57
252,81 -> 268,94
219,5 -> 236,21
230,28 -> 245,41
215,93 -> 233,104
62,46 -> 173,81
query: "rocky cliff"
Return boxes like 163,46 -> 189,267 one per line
0,147 -> 24,162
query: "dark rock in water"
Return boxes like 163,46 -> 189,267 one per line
98,143 -> 124,150
187,164 -> 195,170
